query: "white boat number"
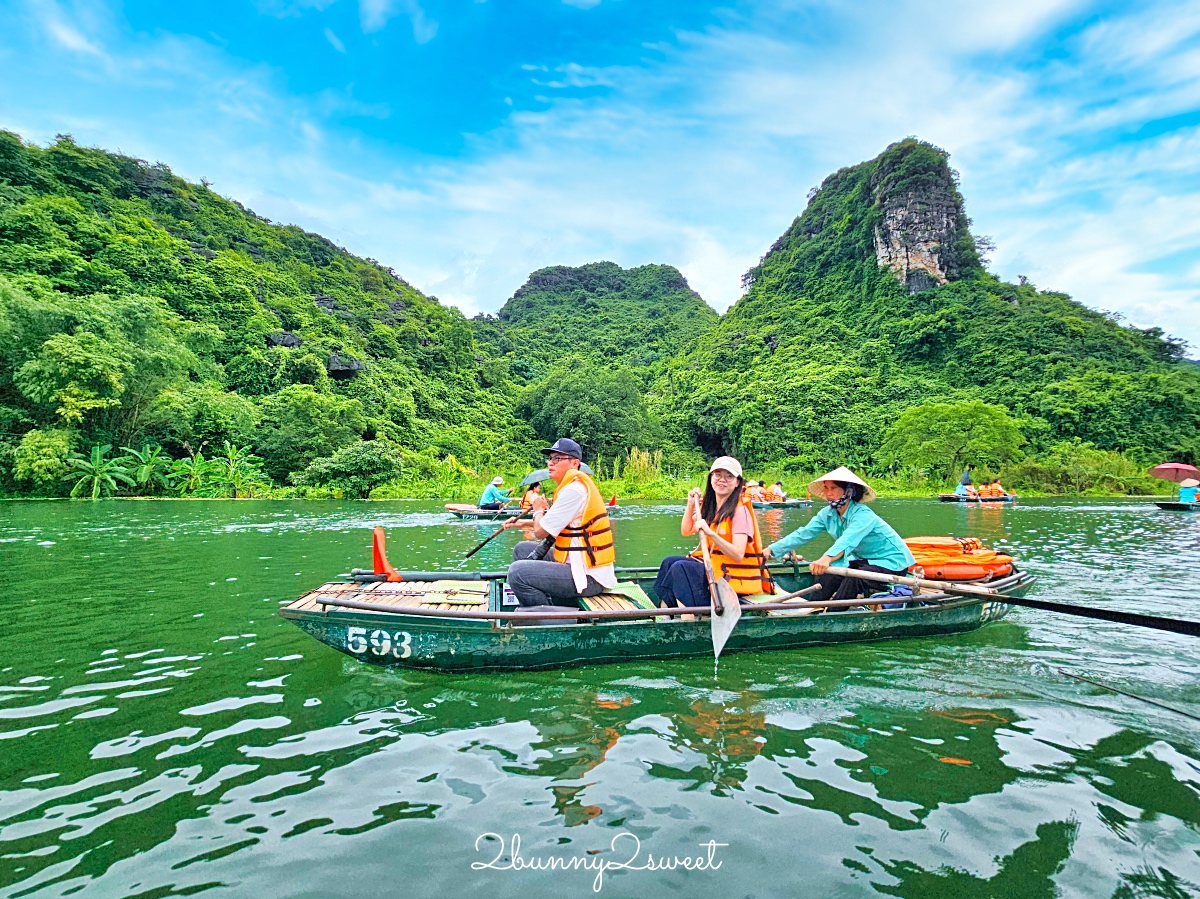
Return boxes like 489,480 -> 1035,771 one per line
346,626 -> 412,659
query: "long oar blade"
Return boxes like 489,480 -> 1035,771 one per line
710,576 -> 741,658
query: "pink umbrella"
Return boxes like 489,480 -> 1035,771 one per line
1148,462 -> 1200,482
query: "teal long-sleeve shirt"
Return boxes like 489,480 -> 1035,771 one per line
767,502 -> 916,571
478,484 -> 511,506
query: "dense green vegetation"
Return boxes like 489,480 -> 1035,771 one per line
0,131 -> 1195,500
0,130 -> 539,497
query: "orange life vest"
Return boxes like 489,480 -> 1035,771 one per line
749,486 -> 766,502
904,536 -> 1013,579
690,495 -> 773,595
763,485 -> 784,502
552,469 -> 616,568
520,489 -> 537,510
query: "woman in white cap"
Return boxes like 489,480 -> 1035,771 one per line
763,467 -> 915,602
477,476 -> 512,510
654,456 -> 772,608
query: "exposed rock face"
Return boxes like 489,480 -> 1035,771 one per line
326,354 -> 366,379
870,152 -> 969,293
267,331 -> 302,348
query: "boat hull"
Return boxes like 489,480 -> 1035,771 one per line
752,500 -> 812,509
1155,501 -> 1199,511
280,571 -> 1033,672
446,504 -> 531,521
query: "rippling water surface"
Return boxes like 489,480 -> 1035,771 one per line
2,498 -> 1198,897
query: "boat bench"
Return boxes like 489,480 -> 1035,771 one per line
579,582 -> 656,615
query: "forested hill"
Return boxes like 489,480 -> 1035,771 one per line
472,262 -> 718,372
653,138 -> 1200,475
0,131 -> 538,496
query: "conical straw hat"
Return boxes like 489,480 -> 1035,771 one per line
808,466 -> 877,503
1181,478 -> 1199,488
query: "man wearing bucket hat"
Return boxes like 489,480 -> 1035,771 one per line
501,438 -> 617,608
1179,478 -> 1199,504
478,476 -> 512,510
763,466 -> 916,602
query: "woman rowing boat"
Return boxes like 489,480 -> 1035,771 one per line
763,467 -> 915,602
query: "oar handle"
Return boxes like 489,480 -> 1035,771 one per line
822,565 -> 1000,597
698,530 -> 723,614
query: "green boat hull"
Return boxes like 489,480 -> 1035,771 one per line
280,569 -> 1034,672
1155,501 -> 1199,511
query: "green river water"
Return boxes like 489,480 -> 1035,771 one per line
1,498 -> 1197,898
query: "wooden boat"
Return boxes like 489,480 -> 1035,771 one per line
752,499 -> 813,509
279,563 -> 1035,672
1154,501 -> 1199,511
444,503 -> 531,521
938,493 -> 1016,504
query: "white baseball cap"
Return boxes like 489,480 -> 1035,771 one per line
709,456 -> 743,478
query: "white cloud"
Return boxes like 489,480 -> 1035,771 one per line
358,0 -> 437,42
323,27 -> 345,52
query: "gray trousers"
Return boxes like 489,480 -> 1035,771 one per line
508,540 -> 605,607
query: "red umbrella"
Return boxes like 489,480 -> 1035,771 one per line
1148,462 -> 1200,482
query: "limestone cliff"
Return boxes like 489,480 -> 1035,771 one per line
871,153 -> 967,292
742,138 -> 982,295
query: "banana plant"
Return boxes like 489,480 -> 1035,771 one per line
65,445 -> 135,500
208,442 -> 269,498
122,444 -> 172,494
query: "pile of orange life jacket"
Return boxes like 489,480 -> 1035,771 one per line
904,536 -> 1014,580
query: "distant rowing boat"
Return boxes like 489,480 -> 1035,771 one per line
1155,501 -> 1199,511
444,504 -> 531,521
938,494 -> 1017,504
752,500 -> 813,509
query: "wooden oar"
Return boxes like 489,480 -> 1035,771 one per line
464,522 -> 509,560
824,566 -> 1200,637
699,530 -> 741,657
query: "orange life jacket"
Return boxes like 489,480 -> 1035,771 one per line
552,469 -> 616,568
520,489 -> 537,510
904,536 -> 1013,579
763,486 -> 784,502
691,495 -> 773,595
749,486 -> 766,502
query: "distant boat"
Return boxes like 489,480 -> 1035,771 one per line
444,503 -> 531,521
938,493 -> 1016,504
752,499 -> 813,509
1154,501 -> 1199,511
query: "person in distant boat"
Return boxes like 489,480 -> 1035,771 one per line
954,469 -> 978,499
478,476 -> 512,510
981,478 -> 1008,498
763,481 -> 786,503
654,456 -> 771,608
763,467 -> 915,602
1179,478 -> 1199,503
748,480 -> 767,503
520,482 -> 544,510
501,438 -> 616,608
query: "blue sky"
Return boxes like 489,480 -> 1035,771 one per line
2,0 -> 1198,352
